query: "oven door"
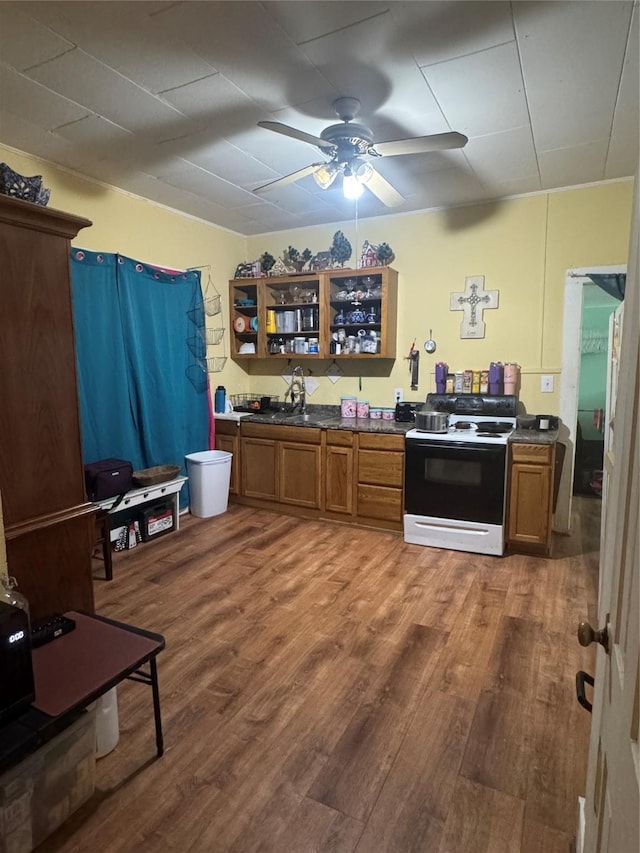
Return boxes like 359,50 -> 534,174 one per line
404,439 -> 506,525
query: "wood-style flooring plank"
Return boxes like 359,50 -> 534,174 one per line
38,499 -> 599,853
437,776 -> 525,853
354,690 -> 475,853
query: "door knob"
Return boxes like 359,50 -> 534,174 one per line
578,621 -> 609,653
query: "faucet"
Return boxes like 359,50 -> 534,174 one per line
288,365 -> 306,413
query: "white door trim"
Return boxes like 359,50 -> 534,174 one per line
555,264 -> 626,533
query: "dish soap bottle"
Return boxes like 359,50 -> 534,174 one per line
214,385 -> 226,414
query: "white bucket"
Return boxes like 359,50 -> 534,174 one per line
95,687 -> 119,758
185,450 -> 232,517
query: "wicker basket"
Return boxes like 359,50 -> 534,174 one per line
132,465 -> 181,487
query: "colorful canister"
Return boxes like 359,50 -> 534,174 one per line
266,310 -> 276,333
381,408 -> 395,420
340,396 -> 357,418
357,400 -> 370,419
369,407 -> 382,419
504,362 -> 520,395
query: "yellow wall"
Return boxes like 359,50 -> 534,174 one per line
0,144 -> 251,397
247,181 -> 634,412
2,143 -> 633,415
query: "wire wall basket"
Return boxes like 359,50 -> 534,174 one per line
204,275 -> 222,316
205,327 -> 225,346
187,333 -> 207,359
200,356 -> 227,373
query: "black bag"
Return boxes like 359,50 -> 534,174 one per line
84,458 -> 134,501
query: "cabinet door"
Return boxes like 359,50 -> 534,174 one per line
507,462 -> 552,549
241,438 -> 278,500
325,445 -> 353,514
279,442 -> 321,508
215,433 -> 239,494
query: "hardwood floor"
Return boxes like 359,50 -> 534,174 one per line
38,497 -> 600,853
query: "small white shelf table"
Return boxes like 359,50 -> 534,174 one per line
96,476 -> 188,542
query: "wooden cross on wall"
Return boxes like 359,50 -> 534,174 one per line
450,275 -> 499,339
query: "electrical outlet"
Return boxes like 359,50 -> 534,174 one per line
394,387 -> 403,403
541,375 -> 554,393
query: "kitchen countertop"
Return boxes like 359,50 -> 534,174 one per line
217,407 -> 559,441
509,427 -> 559,445
233,404 -> 412,435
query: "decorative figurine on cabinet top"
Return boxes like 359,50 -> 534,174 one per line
0,162 -> 51,206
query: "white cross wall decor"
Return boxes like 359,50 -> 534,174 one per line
450,275 -> 499,339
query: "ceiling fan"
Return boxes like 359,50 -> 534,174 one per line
253,97 -> 468,207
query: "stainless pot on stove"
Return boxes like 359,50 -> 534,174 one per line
415,409 -> 449,432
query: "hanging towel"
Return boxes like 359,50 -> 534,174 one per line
593,408 -> 604,432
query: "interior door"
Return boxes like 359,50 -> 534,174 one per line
581,189 -> 638,853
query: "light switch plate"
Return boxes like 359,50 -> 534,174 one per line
541,375 -> 554,393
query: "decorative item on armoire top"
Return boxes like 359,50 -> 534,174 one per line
450,275 -> 499,339
377,242 -> 395,265
0,162 -> 51,205
330,230 -> 353,267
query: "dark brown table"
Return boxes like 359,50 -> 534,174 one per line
0,611 -> 165,774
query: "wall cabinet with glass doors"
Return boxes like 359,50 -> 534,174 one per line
229,266 -> 397,361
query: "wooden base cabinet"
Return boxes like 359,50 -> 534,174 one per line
214,421 -> 240,495
0,196 -> 95,620
233,423 -> 404,531
325,431 -> 354,516
356,433 -> 405,527
507,443 -> 556,555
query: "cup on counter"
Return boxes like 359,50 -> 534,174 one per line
357,400 -> 369,419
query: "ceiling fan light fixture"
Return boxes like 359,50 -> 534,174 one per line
343,168 -> 364,200
353,159 -> 374,184
313,163 -> 338,189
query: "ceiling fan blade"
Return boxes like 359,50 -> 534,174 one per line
374,131 -> 468,157
363,167 -> 405,207
253,163 -> 325,195
258,121 -> 335,151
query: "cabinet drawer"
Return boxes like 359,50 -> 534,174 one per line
241,422 -> 321,443
326,429 -> 353,447
358,449 -> 404,487
215,420 -> 239,436
357,484 -> 403,522
358,432 -> 405,452
511,443 -> 553,464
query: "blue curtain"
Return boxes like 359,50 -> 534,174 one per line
70,250 -> 210,508
587,273 -> 625,300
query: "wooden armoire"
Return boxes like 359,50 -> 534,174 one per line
0,194 -> 96,621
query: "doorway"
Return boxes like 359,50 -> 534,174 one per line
573,284 -> 621,497
556,265 -> 626,534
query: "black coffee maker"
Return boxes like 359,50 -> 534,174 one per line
0,600 -> 34,725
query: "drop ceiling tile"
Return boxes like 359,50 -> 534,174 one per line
159,135 -> 277,187
539,140 -> 609,190
480,174 -> 542,199
404,166 -> 487,208
0,4 -> 74,71
151,1 -> 333,112
389,1 -> 514,66
422,41 -> 528,138
263,1 -> 388,44
463,126 -> 539,184
157,162 -> 258,208
25,49 -> 185,133
13,1 -> 172,34
514,0 -> 635,151
53,115 -> 134,149
607,4 -> 639,178
0,108 -> 94,171
0,67 -> 89,130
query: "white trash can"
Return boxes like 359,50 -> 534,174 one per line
95,687 -> 119,758
185,450 -> 232,517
